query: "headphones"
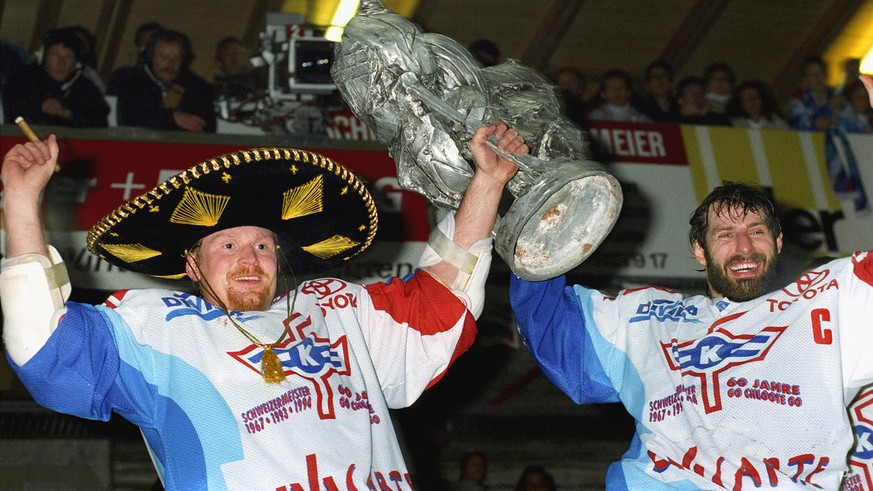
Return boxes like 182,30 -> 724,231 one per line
142,28 -> 193,69
36,28 -> 84,66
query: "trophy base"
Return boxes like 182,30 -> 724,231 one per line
495,165 -> 623,281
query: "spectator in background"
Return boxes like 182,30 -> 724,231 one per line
726,80 -> 789,130
638,59 -> 680,122
836,57 -> 861,95
215,37 -> 251,77
835,78 -> 873,134
586,68 -> 651,123
788,55 -> 842,131
676,75 -> 730,126
454,450 -> 488,490
469,39 -> 500,67
514,465 -> 556,491
65,25 -> 105,93
2,28 -> 108,127
703,61 -> 735,114
116,28 -> 216,133
107,21 -> 161,95
825,77 -> 869,212
553,66 -> 588,126
213,36 -> 261,100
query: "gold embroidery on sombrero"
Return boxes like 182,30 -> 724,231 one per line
101,243 -> 162,263
281,175 -> 324,220
302,235 -> 360,259
169,187 -> 231,226
153,273 -> 187,280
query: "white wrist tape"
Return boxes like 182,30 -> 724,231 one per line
419,212 -> 493,319
1,245 -> 70,366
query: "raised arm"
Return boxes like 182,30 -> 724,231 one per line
363,123 -> 525,403
2,135 -> 58,257
443,123 -> 524,255
1,135 -> 71,366
421,122 -> 526,317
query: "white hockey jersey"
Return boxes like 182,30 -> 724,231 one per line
12,272 -> 475,490
848,384 -> 873,491
511,251 -> 873,490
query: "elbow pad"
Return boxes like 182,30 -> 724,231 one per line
419,212 -> 493,319
1,245 -> 71,366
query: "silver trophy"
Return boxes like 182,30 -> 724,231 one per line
331,0 -> 622,281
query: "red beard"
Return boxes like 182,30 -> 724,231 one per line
224,265 -> 274,311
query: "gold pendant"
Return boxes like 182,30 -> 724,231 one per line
260,345 -> 286,383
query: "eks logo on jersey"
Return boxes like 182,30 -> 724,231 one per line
661,318 -> 786,413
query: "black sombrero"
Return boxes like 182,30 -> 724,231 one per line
87,147 -> 378,279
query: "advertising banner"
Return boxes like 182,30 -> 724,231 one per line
2,123 -> 872,288
581,122 -> 873,282
0,130 -> 429,290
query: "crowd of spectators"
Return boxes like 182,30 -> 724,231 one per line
556,57 -> 872,135
585,68 -> 652,123
1,23 -> 261,134
2,26 -> 871,141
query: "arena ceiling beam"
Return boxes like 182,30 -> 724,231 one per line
656,0 -> 731,77
518,0 -> 586,73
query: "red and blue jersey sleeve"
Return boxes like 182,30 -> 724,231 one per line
8,302 -> 142,422
845,251 -> 873,392
362,270 -> 477,407
852,250 -> 873,287
510,275 -> 619,404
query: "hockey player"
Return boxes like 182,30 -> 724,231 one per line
1,123 -> 525,490
510,75 -> 873,490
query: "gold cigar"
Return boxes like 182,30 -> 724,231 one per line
14,116 -> 39,142
14,117 -> 61,173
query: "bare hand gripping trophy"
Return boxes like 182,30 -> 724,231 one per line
331,0 -> 623,280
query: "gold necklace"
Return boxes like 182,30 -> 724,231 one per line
192,252 -> 298,384
225,311 -> 290,384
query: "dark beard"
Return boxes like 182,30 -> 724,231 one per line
705,250 -> 778,302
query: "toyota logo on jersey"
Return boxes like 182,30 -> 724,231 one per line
782,268 -> 831,298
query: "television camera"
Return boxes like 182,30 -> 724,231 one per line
215,13 -> 339,136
